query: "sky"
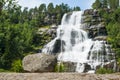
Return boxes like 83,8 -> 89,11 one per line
18,0 -> 95,10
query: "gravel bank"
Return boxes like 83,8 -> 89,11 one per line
0,73 -> 120,80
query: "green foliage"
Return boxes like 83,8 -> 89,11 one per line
0,69 -> 10,72
102,0 -> 108,8
117,58 -> 120,67
73,6 -> 81,11
47,3 -> 54,15
0,0 -> 34,70
33,30 -> 51,47
92,0 -> 102,9
0,23 -> 34,69
92,0 -> 119,10
108,0 -> 119,9
104,8 -> 120,70
96,68 -> 114,74
106,10 -> 120,58
11,59 -> 23,72
55,62 -> 65,72
96,6 -> 120,67
83,15 -> 92,22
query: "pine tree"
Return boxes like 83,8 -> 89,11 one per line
92,0 -> 102,9
108,0 -> 119,9
102,0 -> 108,8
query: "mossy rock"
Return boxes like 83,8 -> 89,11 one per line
83,15 -> 92,23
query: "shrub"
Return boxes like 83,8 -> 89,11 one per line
55,62 -> 65,72
11,59 -> 23,72
0,69 -> 10,72
96,67 -> 114,74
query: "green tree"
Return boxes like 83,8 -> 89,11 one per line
92,0 -> 102,9
47,3 -> 54,16
37,4 -> 47,26
0,23 -> 33,69
22,7 -> 29,22
102,0 -> 108,8
38,4 -> 46,12
106,8 -> 120,63
73,6 -> 81,11
0,0 -> 4,14
108,0 -> 119,9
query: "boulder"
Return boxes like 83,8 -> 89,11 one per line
22,53 -> 57,72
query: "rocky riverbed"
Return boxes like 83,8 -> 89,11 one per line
0,73 -> 120,80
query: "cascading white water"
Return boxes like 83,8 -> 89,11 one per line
42,11 -> 115,73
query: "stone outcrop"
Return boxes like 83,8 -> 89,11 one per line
82,9 -> 107,39
22,54 -> 57,72
38,25 -> 57,39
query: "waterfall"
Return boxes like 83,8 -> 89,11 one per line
42,11 -> 115,73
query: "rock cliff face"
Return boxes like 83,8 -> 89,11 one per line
81,9 -> 107,39
38,9 -> 108,44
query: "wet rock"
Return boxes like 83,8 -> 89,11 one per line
84,63 -> 91,72
103,61 -> 115,69
88,30 -> 95,38
52,39 -> 65,54
93,10 -> 99,17
95,61 -> 116,72
22,54 -> 57,72
94,36 -> 107,40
